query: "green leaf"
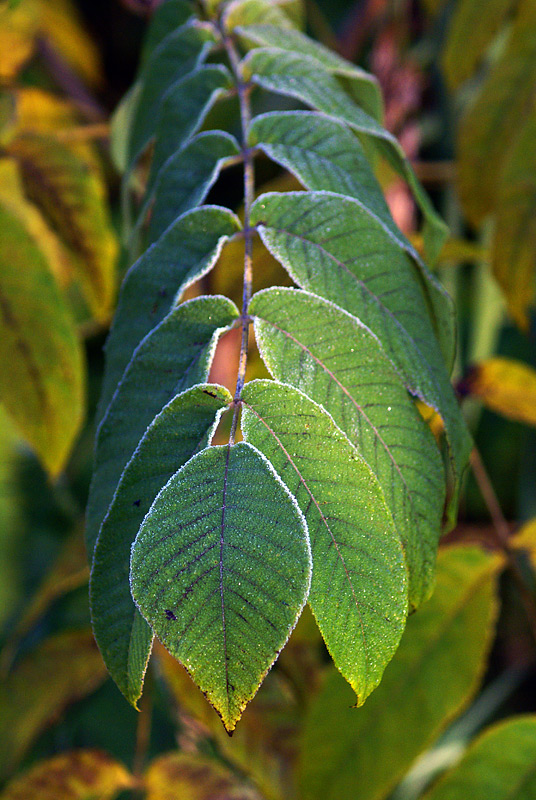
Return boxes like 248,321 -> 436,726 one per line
0,203 -> 84,477
442,0 -> 517,89
423,715 -> 536,800
492,110 -> 536,330
128,21 -> 216,168
248,109 -> 456,371
241,379 -> 408,704
223,0 -> 302,31
86,295 -> 239,555
141,0 -> 194,64
130,441 -> 312,732
146,65 -> 233,196
138,131 -> 240,246
237,24 -> 382,120
0,630 -> 107,779
242,47 -> 448,263
0,750 -> 134,800
458,0 -> 536,225
90,384 -> 232,707
250,287 -> 445,608
97,206 -> 240,423
250,191 -> 471,514
298,546 -> 501,800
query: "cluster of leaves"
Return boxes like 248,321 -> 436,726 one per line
0,0 -> 118,476
86,0 -> 474,733
437,0 -> 536,329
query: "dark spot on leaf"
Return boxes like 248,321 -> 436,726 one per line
165,609 -> 177,620
158,288 -> 168,297
203,389 -> 218,398
133,499 -> 141,507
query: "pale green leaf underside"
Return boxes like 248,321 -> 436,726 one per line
423,715 -> 536,800
241,379 -> 408,704
298,546 -> 500,800
237,24 -> 382,120
128,21 -> 215,168
146,64 -> 233,197
250,191 -> 471,515
243,46 -> 448,263
250,287 -> 445,608
86,295 -> 239,555
91,384 -> 232,706
248,109 -> 456,372
98,205 -> 240,423
139,131 -> 240,246
130,441 -> 312,731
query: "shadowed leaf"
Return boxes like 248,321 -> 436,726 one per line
145,752 -> 260,800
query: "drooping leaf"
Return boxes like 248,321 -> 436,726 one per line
442,0 -> 517,89
141,0 -> 194,64
250,191 -> 471,516
0,631 -> 107,779
139,131 -> 240,245
462,357 -> 536,427
0,750 -> 134,800
298,546 -> 501,800
131,441 -> 312,732
241,379 -> 408,704
0,202 -> 84,477
237,24 -> 382,119
493,110 -> 536,329
248,110 -> 456,368
146,64 -> 233,195
457,0 -> 536,226
423,715 -> 536,800
250,287 -> 445,607
8,132 -> 118,321
145,752 -> 260,800
97,206 -> 240,422
242,47 -> 448,262
86,294 -> 239,555
128,21 -> 216,168
90,384 -> 232,706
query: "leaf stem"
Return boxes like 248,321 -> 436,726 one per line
220,29 -> 255,445
470,446 -> 536,644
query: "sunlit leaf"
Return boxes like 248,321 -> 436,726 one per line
250,287 -> 445,608
0,200 -> 84,477
40,0 -> 104,88
298,546 -> 501,800
241,379 -> 408,704
423,715 -> 536,800
91,384 -> 232,706
0,631 -> 107,779
145,752 -> 260,800
86,295 -> 239,555
0,0 -> 40,81
7,132 -> 117,321
223,0 -> 302,31
0,749 -> 133,800
131,441 -> 312,731
462,357 -> 536,427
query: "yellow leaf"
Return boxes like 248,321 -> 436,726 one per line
462,357 -> 536,427
0,158 -> 72,288
0,631 -> 107,779
7,132 -> 117,320
0,750 -> 134,800
0,0 -> 41,82
145,752 -> 259,800
39,0 -> 104,88
0,197 -> 85,476
14,87 -> 80,135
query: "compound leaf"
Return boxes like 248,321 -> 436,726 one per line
90,384 -> 232,706
241,379 -> 408,704
131,441 -> 311,732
